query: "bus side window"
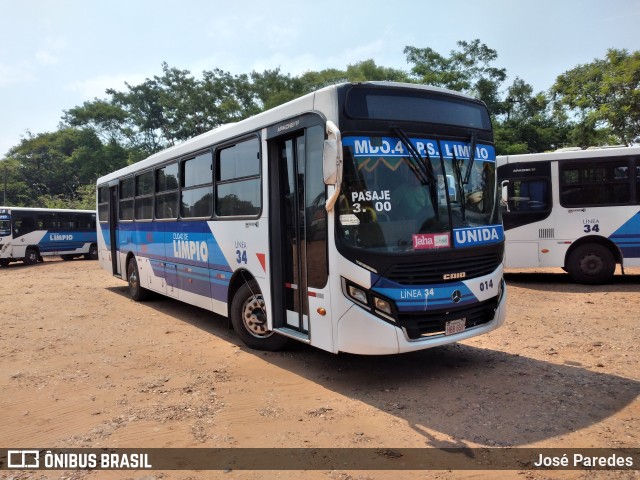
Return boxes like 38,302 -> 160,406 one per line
508,179 -> 550,212
16,215 -> 36,236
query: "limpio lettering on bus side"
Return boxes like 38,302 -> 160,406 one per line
172,233 -> 208,261
49,234 -> 74,241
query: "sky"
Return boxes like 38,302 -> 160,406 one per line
1,0 -> 639,157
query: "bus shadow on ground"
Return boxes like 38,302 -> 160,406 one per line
105,286 -> 639,448
258,343 -> 639,448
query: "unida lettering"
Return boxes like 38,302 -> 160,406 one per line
454,226 -> 502,247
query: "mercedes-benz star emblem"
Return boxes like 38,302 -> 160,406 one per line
451,290 -> 462,303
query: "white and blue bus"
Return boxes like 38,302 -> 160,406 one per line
96,82 -> 506,354
0,207 -> 98,266
498,146 -> 640,284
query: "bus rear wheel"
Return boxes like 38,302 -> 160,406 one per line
230,280 -> 288,351
127,257 -> 149,301
567,244 -> 615,285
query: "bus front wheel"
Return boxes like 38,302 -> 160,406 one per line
85,244 -> 98,260
230,281 -> 288,351
127,258 -> 149,301
24,248 -> 39,265
567,244 -> 615,285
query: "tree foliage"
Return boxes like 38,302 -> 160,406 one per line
2,128 -> 127,207
494,77 -> 571,154
404,39 -> 507,114
553,49 -> 640,145
2,42 -> 638,208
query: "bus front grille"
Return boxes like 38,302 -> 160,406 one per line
398,297 -> 499,340
385,251 -> 502,285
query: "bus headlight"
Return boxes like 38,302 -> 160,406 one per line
373,297 -> 392,315
347,285 -> 368,305
343,278 -> 397,323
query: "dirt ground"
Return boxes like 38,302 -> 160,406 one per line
0,258 -> 638,480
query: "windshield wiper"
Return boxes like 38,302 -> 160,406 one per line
392,127 -> 436,185
462,132 -> 477,185
451,151 -> 467,221
391,127 -> 439,220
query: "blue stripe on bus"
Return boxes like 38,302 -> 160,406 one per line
38,242 -> 88,252
106,221 -> 231,271
105,221 -> 233,301
149,262 -> 217,298
609,211 -> 640,259
371,276 -> 477,311
37,231 -> 96,252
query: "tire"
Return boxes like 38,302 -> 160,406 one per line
0,259 -> 9,267
85,244 -> 98,260
567,243 -> 615,285
24,248 -> 39,265
127,257 -> 149,301
230,280 -> 288,351
61,254 -> 75,261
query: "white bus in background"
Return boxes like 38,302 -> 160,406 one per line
498,146 -> 640,284
97,81 -> 506,355
0,207 -> 98,266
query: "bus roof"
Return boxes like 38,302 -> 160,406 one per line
0,206 -> 96,214
97,81 -> 483,185
497,145 -> 640,165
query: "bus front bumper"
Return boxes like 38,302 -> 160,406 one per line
336,289 -> 507,355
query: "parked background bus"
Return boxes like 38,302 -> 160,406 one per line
498,146 -> 640,284
0,207 -> 98,266
96,81 -> 506,355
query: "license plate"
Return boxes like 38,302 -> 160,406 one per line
445,318 -> 466,336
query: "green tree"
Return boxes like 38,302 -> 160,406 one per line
345,59 -> 409,83
247,68 -> 299,111
494,78 -> 571,154
3,128 -> 125,207
63,99 -> 129,145
552,48 -> 640,145
1,157 -> 29,206
404,39 -> 507,114
64,63 -> 266,156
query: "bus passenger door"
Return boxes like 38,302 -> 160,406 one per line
269,124 -> 329,343
276,134 -> 310,335
109,185 -> 121,276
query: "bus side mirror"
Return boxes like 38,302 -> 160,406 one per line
324,121 -> 343,212
323,139 -> 338,184
501,180 -> 510,212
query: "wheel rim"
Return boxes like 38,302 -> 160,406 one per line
128,263 -> 139,290
579,253 -> 603,276
241,294 -> 272,338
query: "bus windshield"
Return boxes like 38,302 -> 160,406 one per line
337,135 -> 500,253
